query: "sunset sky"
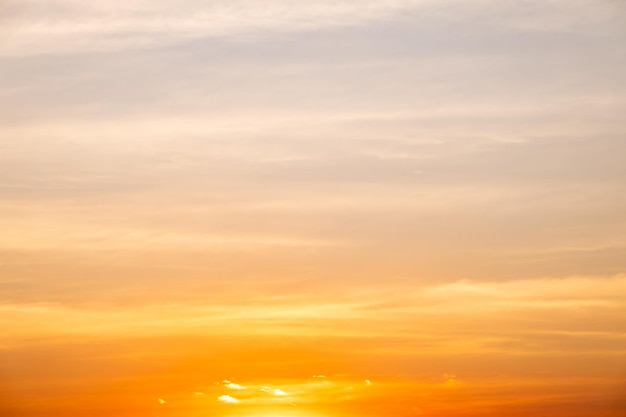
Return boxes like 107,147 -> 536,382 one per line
1,1 -> 626,416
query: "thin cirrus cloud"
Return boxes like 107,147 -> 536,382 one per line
0,0 -> 436,56
2,274 -> 624,342
1,0 -> 624,57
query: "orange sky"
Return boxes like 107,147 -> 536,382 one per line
1,0 -> 626,416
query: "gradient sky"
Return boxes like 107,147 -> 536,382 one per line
1,1 -> 626,416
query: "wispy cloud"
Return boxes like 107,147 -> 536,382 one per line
0,0 -> 435,56
1,274 -> 624,358
224,382 -> 246,390
217,394 -> 239,404
2,0 -> 624,57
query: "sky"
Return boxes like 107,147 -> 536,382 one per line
1,0 -> 626,416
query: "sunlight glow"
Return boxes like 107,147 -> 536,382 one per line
217,395 -> 240,404
273,389 -> 287,396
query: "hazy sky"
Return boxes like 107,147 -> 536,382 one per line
1,1 -> 625,416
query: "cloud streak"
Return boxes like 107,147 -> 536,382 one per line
2,274 -> 624,357
3,0 -> 624,58
0,0 -> 437,56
